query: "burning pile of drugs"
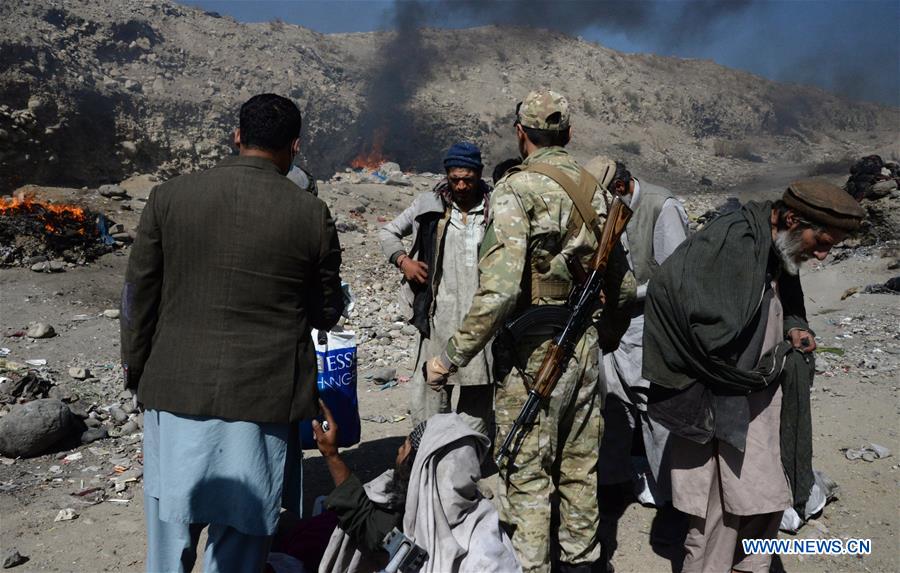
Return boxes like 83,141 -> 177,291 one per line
0,193 -> 115,267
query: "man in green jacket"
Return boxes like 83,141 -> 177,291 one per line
121,93 -> 344,572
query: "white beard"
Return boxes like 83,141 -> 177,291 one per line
773,229 -> 805,276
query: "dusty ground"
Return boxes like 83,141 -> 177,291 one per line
1,172 -> 898,572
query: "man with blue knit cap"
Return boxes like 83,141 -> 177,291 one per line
379,142 -> 494,434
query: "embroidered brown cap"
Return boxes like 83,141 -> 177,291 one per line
782,178 -> 866,231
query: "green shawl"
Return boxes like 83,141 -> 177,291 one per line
643,200 -> 815,512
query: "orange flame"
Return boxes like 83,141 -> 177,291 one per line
0,194 -> 88,235
350,130 -> 388,170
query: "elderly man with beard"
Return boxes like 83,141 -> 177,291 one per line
642,179 -> 865,572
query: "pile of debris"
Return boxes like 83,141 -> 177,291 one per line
333,161 -> 414,187
0,193 -> 116,267
844,154 -> 900,201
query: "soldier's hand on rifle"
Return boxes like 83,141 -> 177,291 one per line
398,255 -> 429,285
423,356 -> 452,390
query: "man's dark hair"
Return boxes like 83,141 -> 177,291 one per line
521,125 -> 570,148
610,161 -> 632,189
239,94 -> 302,151
492,157 -> 522,184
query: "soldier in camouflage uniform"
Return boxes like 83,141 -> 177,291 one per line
424,90 -> 635,572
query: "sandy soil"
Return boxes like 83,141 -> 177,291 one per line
1,176 -> 898,572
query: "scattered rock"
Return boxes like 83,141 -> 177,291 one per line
102,309 -> 120,319
108,405 -> 128,423
26,322 -> 55,338
0,399 -> 74,458
68,367 -> 90,380
363,367 -> 396,384
98,184 -> 127,198
80,427 -> 108,445
53,508 -> 78,522
119,420 -> 139,435
2,548 -> 28,569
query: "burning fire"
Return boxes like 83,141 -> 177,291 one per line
350,130 -> 388,170
0,194 -> 88,235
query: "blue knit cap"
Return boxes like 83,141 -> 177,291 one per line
443,142 -> 484,172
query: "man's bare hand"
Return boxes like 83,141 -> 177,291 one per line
788,328 -> 817,353
400,258 -> 429,285
312,399 -> 339,457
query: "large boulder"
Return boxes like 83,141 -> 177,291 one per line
0,399 -> 73,457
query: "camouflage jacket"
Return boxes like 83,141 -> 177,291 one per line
445,146 -> 636,367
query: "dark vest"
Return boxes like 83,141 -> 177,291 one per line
626,181 -> 675,285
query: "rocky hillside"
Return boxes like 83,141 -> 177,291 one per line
1,0 -> 897,193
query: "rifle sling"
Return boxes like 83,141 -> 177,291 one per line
522,163 -> 604,243
514,163 -> 605,301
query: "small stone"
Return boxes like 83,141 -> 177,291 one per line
48,261 -> 65,272
98,184 -> 127,198
80,427 -> 108,444
68,367 -> 90,380
29,261 -> 48,272
83,417 -> 101,428
108,406 -> 128,423
26,322 -> 55,339
53,508 -> 78,522
119,421 -> 139,435
2,547 -> 28,569
102,309 -> 120,319
47,386 -> 76,403
364,367 -> 396,384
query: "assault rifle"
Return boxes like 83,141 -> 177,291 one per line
494,197 -> 633,467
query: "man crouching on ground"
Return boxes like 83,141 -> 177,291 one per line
315,402 -> 520,572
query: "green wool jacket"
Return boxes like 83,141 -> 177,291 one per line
120,156 -> 344,424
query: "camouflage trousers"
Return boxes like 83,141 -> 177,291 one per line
495,328 -> 602,572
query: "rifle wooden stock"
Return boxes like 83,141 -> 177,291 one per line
590,197 -> 632,274
531,342 -> 565,394
495,197 -> 633,467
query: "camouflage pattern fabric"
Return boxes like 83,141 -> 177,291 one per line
444,145 -> 635,570
446,145 -> 634,368
495,326 -> 602,571
517,89 -> 570,130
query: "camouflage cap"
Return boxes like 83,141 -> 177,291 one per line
516,89 -> 570,130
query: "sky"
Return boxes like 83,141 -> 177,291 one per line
182,0 -> 900,107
